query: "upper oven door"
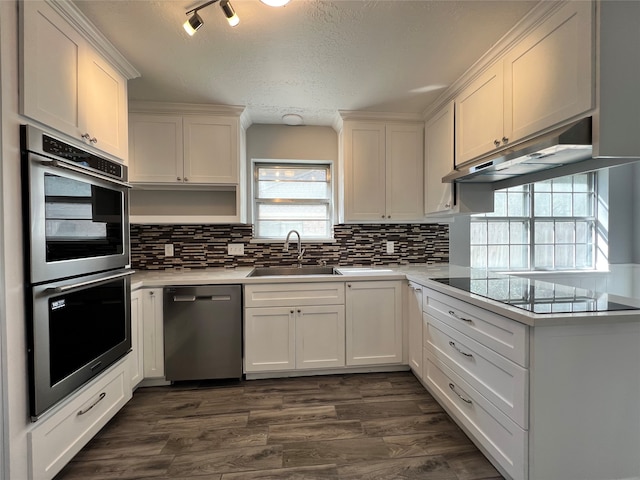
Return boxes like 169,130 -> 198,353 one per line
24,153 -> 130,284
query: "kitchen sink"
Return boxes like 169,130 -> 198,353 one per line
247,266 -> 341,277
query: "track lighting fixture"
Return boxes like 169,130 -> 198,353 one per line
183,0 -> 239,35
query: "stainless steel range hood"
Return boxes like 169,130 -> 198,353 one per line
443,118 -> 593,183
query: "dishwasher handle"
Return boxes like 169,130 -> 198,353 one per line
172,294 -> 232,302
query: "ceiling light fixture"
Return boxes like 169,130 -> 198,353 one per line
260,0 -> 290,6
282,114 -> 303,126
183,0 -> 239,35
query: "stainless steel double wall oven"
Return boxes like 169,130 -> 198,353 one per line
21,125 -> 132,419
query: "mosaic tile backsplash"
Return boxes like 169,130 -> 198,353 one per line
130,224 -> 449,270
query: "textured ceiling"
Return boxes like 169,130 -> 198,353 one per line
74,0 -> 536,126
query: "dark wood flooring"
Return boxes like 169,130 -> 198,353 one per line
54,372 -> 504,480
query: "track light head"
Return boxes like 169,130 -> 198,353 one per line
220,0 -> 240,27
183,12 -> 204,36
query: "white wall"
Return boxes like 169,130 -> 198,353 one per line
1,1 -> 31,478
246,124 -> 338,162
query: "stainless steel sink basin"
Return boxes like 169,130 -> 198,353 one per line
248,266 -> 341,277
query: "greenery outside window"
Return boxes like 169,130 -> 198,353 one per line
471,173 -> 597,270
253,162 -> 333,239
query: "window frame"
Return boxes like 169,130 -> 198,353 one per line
471,173 -> 598,271
251,159 -> 335,241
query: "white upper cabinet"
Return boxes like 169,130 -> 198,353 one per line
455,62 -> 505,165
342,120 -> 423,222
454,1 -> 594,166
503,0 -> 593,143
20,0 -> 137,161
129,107 -> 242,185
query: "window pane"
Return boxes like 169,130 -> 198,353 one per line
555,245 -> 575,269
573,193 -> 591,216
534,245 -> 554,269
488,222 -> 509,244
534,192 -> 551,216
258,167 -> 327,182
573,174 -> 590,192
536,180 -> 552,192
470,222 -> 487,245
509,221 -> 528,244
552,177 -> 573,192
470,246 -> 487,268
552,193 -> 572,216
258,181 -> 329,200
257,220 -> 331,238
487,245 -> 509,269
509,245 -> 529,269
555,222 -> 575,244
534,221 -> 554,244
576,244 -> 593,268
507,192 -> 528,216
258,204 -> 328,220
575,221 -> 591,243
490,192 -> 508,216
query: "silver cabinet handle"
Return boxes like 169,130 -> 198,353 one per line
173,295 -> 196,302
444,203 -> 451,208
448,310 -> 473,324
502,136 -> 509,144
77,392 -> 106,416
177,177 -> 182,181
449,341 -> 473,358
81,132 -> 97,143
449,383 -> 472,404
184,177 -> 189,182
493,139 -> 500,147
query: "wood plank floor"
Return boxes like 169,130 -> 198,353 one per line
54,372 -> 504,480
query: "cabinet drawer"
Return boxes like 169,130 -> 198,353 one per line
28,358 -> 131,480
244,282 -> 345,307
423,354 -> 527,480
424,315 -> 528,429
423,289 -> 528,367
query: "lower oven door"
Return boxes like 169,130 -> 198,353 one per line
28,269 -> 133,420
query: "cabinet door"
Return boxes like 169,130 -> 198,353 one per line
504,1 -> 593,144
424,103 -> 455,215
385,124 -> 424,220
296,305 -> 345,369
245,307 -> 295,372
345,281 -> 403,366
455,62 -> 504,165
343,122 -> 386,221
129,114 -> 183,183
407,282 -> 423,378
130,289 -> 144,389
20,0 -> 83,137
82,49 -> 129,160
183,116 -> 239,184
142,288 -> 164,378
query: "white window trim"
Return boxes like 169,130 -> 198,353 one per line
249,158 -> 336,240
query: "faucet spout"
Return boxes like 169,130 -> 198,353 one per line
284,230 -> 304,267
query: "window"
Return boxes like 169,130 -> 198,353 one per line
253,162 -> 333,239
470,173 -> 597,270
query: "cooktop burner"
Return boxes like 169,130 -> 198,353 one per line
431,276 -> 640,314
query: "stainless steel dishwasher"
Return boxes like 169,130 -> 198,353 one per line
164,285 -> 242,381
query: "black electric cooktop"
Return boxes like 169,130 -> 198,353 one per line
431,276 -> 640,314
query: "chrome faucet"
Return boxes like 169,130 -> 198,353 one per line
284,229 -> 305,267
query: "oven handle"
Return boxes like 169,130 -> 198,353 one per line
38,158 -> 132,189
45,269 -> 134,294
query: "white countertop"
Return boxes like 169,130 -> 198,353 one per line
131,264 -> 640,327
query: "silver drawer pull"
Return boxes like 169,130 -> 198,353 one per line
449,341 -> 473,358
210,295 -> 231,301
77,392 -> 106,416
449,383 -> 472,404
448,310 -> 473,323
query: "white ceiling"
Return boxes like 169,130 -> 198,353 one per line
74,0 -> 537,126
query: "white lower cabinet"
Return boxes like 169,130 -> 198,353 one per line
129,288 -> 144,389
421,286 -> 528,480
407,281 -> 423,378
244,283 -> 345,373
345,281 -> 403,366
141,288 -> 164,380
28,357 -> 131,480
